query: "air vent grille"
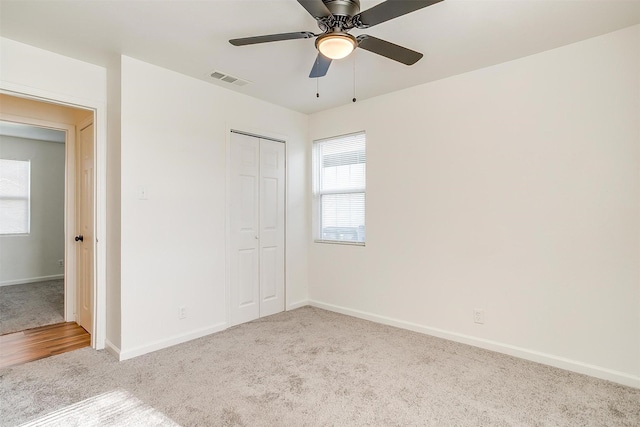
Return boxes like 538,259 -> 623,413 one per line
209,70 -> 251,87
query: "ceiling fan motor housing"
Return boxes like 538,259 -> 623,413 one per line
322,0 -> 360,18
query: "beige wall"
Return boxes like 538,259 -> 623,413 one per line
118,56 -> 310,359
308,24 -> 640,387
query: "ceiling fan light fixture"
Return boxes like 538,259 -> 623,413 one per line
316,33 -> 357,60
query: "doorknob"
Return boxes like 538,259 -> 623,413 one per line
75,235 -> 84,242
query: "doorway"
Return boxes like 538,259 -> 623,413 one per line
0,94 -> 95,344
229,131 -> 286,326
0,122 -> 66,334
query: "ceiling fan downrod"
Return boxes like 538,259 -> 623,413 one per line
316,0 -> 361,32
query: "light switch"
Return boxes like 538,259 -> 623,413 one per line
137,186 -> 148,200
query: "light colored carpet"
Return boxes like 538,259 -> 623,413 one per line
0,307 -> 638,426
0,280 -> 64,335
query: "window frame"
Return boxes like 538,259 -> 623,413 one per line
0,158 -> 31,236
312,131 -> 366,246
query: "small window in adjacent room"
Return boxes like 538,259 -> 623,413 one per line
313,132 -> 366,245
0,159 -> 31,235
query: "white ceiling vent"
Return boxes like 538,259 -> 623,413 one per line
209,70 -> 251,87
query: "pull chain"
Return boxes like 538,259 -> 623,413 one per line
352,51 -> 357,103
316,76 -> 319,98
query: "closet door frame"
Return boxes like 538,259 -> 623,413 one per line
226,127 -> 287,327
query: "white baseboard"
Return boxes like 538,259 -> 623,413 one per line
104,339 -> 121,359
287,300 -> 309,310
309,300 -> 640,389
118,322 -> 228,361
0,274 -> 64,287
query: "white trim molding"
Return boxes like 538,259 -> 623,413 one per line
118,322 -> 228,361
309,300 -> 640,389
287,300 -> 309,311
0,274 -> 64,287
104,339 -> 121,359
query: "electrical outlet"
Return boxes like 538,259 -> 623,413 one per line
179,306 -> 187,320
58,259 -> 64,267
473,309 -> 485,324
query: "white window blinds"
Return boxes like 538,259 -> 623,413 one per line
0,159 -> 31,235
313,132 -> 365,244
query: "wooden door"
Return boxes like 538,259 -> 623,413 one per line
76,123 -> 94,334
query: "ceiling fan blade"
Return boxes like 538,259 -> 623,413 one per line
309,53 -> 332,78
230,31 -> 315,46
354,0 -> 443,28
297,0 -> 333,19
357,35 -> 423,65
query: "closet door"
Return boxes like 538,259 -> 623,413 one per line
259,139 -> 285,317
229,133 -> 260,326
229,133 -> 285,326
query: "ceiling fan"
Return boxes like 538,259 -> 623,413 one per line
229,0 -> 443,78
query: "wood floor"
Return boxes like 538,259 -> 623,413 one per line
0,322 -> 90,369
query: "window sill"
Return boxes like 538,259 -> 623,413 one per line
314,239 -> 365,247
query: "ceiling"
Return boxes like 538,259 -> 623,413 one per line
1,0 -> 639,114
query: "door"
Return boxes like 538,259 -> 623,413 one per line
229,132 -> 285,326
230,133 -> 260,325
76,123 -> 94,333
258,139 -> 285,318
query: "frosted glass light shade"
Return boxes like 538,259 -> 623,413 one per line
317,33 -> 356,60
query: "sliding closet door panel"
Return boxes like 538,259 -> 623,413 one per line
259,139 -> 285,317
230,133 -> 260,326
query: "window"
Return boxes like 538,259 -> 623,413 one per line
0,159 -> 31,235
313,132 -> 365,244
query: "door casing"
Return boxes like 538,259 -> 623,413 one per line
0,87 -> 106,350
